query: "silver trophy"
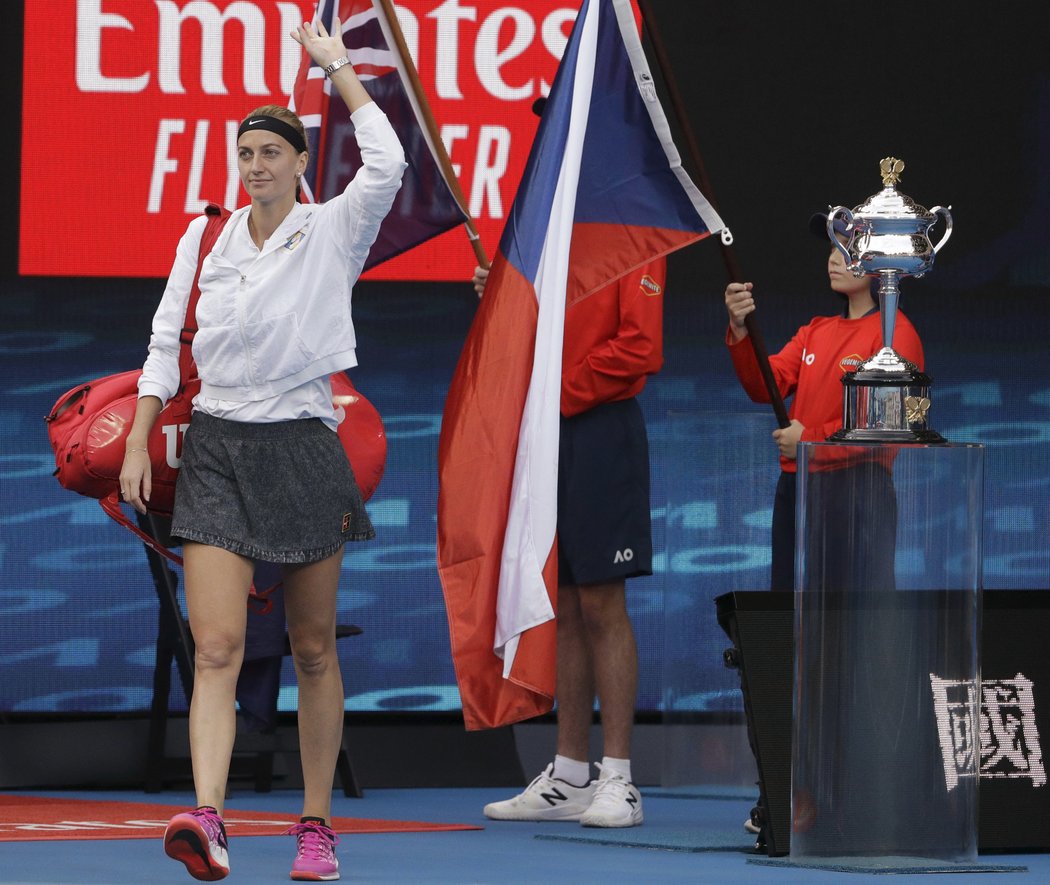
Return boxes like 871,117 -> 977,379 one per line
827,158 -> 952,443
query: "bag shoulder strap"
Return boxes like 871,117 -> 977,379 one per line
177,203 -> 233,387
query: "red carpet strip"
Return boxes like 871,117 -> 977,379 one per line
0,795 -> 480,842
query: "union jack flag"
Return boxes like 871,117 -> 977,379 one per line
290,0 -> 470,269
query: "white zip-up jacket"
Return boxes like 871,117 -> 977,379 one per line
139,102 -> 406,405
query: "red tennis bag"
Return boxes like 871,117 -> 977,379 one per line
45,369 -> 192,517
45,370 -> 386,517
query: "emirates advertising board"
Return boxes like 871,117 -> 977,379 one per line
20,0 -> 582,279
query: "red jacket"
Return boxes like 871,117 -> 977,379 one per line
727,308 -> 924,472
561,259 -> 666,417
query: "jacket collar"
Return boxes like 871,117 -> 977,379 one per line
218,203 -> 314,258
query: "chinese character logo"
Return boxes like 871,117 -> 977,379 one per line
931,673 -> 1046,791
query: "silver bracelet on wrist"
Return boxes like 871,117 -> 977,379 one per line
323,56 -> 352,78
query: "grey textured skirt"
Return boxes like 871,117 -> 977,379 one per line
171,412 -> 375,563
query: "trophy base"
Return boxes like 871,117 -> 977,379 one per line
828,426 -> 947,444
833,362 -> 946,445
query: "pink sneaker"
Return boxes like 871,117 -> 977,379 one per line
163,806 -> 230,881
286,820 -> 340,881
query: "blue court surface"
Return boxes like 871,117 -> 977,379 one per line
2,786 -> 1047,884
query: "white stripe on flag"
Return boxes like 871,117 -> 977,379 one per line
494,1 -> 600,675
347,47 -> 397,67
611,0 -> 723,234
343,6 -> 379,29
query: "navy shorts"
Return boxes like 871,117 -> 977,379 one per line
557,397 -> 653,586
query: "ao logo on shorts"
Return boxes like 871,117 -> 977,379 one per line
614,548 -> 634,563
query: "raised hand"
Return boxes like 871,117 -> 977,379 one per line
291,16 -> 372,113
291,16 -> 347,69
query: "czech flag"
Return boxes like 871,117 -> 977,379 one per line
437,0 -> 725,730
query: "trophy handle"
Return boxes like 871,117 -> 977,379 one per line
826,206 -> 855,263
929,205 -> 953,254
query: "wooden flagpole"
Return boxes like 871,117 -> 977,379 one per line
373,0 -> 490,269
636,0 -> 789,428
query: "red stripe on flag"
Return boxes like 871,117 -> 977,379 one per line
566,222 -> 708,305
437,256 -> 557,730
354,63 -> 397,79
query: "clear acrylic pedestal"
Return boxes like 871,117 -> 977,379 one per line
660,412 -> 780,789
791,442 -> 984,862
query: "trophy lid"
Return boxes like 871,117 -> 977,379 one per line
852,158 -> 936,222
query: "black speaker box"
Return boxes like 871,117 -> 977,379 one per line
715,589 -> 1050,856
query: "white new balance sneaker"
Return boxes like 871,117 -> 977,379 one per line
579,763 -> 644,828
483,763 -> 596,821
